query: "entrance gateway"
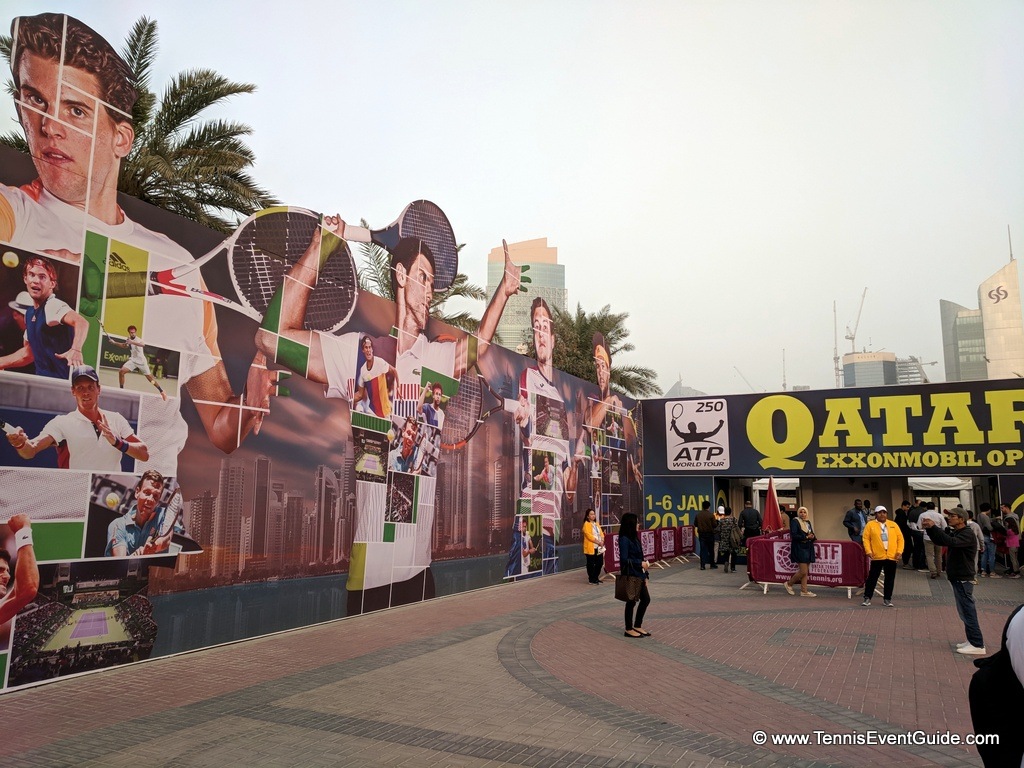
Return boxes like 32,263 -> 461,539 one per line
641,379 -> 1022,540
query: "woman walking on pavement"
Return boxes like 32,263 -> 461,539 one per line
717,506 -> 740,573
785,506 -> 817,597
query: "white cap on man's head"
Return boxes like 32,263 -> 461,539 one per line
874,505 -> 888,514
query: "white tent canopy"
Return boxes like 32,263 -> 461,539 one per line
752,477 -> 800,491
907,477 -> 973,491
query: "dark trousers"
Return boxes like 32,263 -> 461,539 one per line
624,581 -> 651,630
864,559 -> 897,601
900,527 -> 913,565
698,533 -> 715,567
910,531 -> 927,570
585,553 -> 603,583
718,549 -> 737,569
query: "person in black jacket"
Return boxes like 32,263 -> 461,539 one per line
618,513 -> 651,638
923,509 -> 985,655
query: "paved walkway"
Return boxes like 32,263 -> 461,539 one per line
4,561 -> 1021,767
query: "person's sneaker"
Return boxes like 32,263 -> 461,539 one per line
956,644 -> 987,656
861,599 -> 871,607
800,591 -> 816,597
956,641 -> 970,649
971,579 -> 978,585
916,569 -> 930,573
784,583 -> 795,596
883,600 -> 894,607
1009,573 -> 1022,579
990,573 -> 1001,579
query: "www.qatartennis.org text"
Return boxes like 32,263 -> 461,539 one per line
750,730 -> 999,747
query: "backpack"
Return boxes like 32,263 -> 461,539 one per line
730,525 -> 742,548
969,605 -> 1024,766
1007,516 -> 1020,535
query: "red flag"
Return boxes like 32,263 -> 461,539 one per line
763,476 -> 785,532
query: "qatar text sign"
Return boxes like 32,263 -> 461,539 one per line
644,380 -> 1024,477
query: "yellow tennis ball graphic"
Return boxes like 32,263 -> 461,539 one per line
105,492 -> 120,509
2,251 -> 18,269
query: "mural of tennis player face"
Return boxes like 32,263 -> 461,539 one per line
531,297 -> 555,381
12,14 -> 134,221
593,333 -> 611,399
361,335 -> 375,364
133,474 -> 163,527
399,419 -> 419,460
391,238 -> 435,345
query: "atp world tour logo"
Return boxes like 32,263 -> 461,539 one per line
664,399 -> 730,471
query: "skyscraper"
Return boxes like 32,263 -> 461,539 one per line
249,455 -> 272,570
842,351 -> 898,387
314,465 -> 341,564
941,261 -> 1024,381
284,491 -> 305,566
212,458 -> 247,577
486,238 -> 567,352
188,490 -> 215,576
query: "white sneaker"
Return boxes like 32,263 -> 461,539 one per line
956,641 -> 970,649
956,644 -> 987,656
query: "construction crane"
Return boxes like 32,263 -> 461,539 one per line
906,355 -> 937,384
833,301 -> 842,387
734,366 -> 759,393
845,287 -> 867,353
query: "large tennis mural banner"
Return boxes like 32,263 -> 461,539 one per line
0,12 -> 641,692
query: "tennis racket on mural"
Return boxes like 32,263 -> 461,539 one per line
343,200 -> 459,292
102,207 -> 358,333
0,418 -> 21,435
440,366 -> 511,450
140,488 -> 184,555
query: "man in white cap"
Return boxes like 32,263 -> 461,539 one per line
861,505 -> 904,607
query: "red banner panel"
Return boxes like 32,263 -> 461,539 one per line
655,526 -> 679,560
747,532 -> 868,588
679,525 -> 696,556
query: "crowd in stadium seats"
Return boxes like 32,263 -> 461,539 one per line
8,591 -> 157,686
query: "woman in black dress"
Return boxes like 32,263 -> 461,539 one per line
784,506 -> 817,597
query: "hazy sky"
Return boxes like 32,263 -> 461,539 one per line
4,1 -> 1023,396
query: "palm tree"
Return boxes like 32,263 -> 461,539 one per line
529,302 -> 661,398
353,229 -> 489,336
1,17 -> 277,233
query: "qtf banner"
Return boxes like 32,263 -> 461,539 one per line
747,533 -> 868,588
643,381 -> 1024,478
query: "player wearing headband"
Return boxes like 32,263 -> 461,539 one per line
0,13 -> 275,461
0,255 -> 87,379
256,218 -> 522,613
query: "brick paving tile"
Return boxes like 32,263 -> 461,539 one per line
2,563 -> 1021,766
